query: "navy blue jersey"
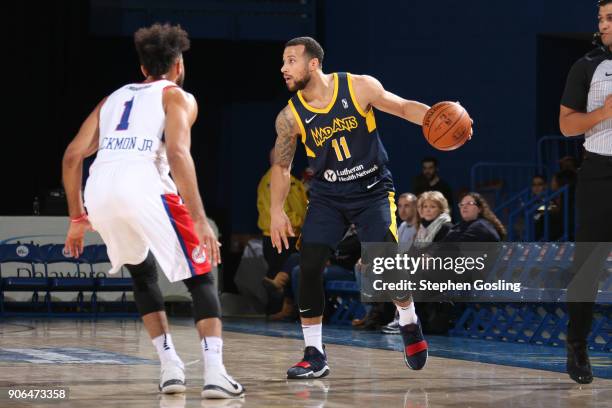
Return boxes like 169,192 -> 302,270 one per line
288,72 -> 390,185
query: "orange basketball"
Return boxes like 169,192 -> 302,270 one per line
422,101 -> 472,151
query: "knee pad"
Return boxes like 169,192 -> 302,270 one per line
183,273 -> 221,322
125,252 -> 164,316
297,243 -> 332,318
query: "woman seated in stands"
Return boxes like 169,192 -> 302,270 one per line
444,192 -> 505,242
413,191 -> 453,246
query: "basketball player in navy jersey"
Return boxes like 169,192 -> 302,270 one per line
62,23 -> 243,398
270,37 -> 472,378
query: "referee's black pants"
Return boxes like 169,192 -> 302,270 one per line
567,151 -> 612,345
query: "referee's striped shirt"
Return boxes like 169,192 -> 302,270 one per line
561,47 -> 612,155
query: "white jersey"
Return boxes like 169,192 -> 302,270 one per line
84,80 -> 211,282
92,79 -> 177,193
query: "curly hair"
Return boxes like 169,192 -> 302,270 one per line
417,191 -> 449,215
134,23 -> 190,77
461,192 -> 507,240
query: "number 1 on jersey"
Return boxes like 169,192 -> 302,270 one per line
332,136 -> 351,161
115,97 -> 134,131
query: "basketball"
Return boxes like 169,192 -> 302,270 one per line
422,101 -> 472,151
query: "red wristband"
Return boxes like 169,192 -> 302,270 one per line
70,213 -> 88,223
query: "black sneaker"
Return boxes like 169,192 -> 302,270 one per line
400,320 -> 428,370
287,346 -> 330,379
567,341 -> 593,384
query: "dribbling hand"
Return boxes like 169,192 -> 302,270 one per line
270,210 -> 295,254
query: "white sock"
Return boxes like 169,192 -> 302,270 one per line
302,324 -> 323,354
202,336 -> 224,371
152,333 -> 183,366
397,302 -> 418,326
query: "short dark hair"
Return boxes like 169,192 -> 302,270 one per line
134,23 -> 190,77
532,174 -> 546,182
421,157 -> 438,167
599,0 -> 612,6
398,192 -> 417,201
285,37 -> 324,67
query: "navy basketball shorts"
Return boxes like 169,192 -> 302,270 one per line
300,174 -> 398,248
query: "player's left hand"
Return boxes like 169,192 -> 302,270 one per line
194,219 -> 222,267
64,220 -> 93,258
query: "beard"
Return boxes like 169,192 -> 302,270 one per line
287,71 -> 311,92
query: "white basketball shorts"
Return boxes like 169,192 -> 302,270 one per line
84,161 -> 210,282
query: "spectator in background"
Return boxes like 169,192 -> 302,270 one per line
301,167 -> 314,196
511,174 -> 546,240
444,192 -> 505,242
268,225 -> 361,321
265,252 -> 300,321
413,191 -> 453,246
534,169 -> 577,241
531,174 -> 547,198
413,157 -> 454,211
257,148 -> 308,314
403,191 -> 453,336
396,193 -> 419,250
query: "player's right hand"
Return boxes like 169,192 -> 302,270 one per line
64,220 -> 93,258
194,219 -> 221,267
270,210 -> 295,254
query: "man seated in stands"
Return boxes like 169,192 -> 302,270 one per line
413,157 -> 454,212
397,193 -> 419,250
531,174 -> 547,199
534,170 -> 577,241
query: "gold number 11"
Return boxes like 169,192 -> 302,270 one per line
331,136 -> 351,161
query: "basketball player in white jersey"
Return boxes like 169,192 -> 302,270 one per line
62,23 -> 244,399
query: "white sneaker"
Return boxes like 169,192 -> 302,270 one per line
159,360 -> 186,394
202,366 -> 245,399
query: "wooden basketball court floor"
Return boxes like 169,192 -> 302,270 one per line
0,318 -> 610,407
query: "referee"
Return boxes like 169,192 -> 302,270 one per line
559,0 -> 612,384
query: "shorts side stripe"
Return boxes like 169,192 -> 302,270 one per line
161,194 -> 196,277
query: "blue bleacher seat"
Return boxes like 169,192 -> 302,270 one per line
41,244 -> 96,313
0,243 -> 50,314
93,244 -> 132,290
92,245 -> 134,315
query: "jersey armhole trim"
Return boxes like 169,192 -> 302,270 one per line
288,100 -> 316,158
347,73 -> 368,117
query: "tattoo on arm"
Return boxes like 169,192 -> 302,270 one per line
273,106 -> 298,167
